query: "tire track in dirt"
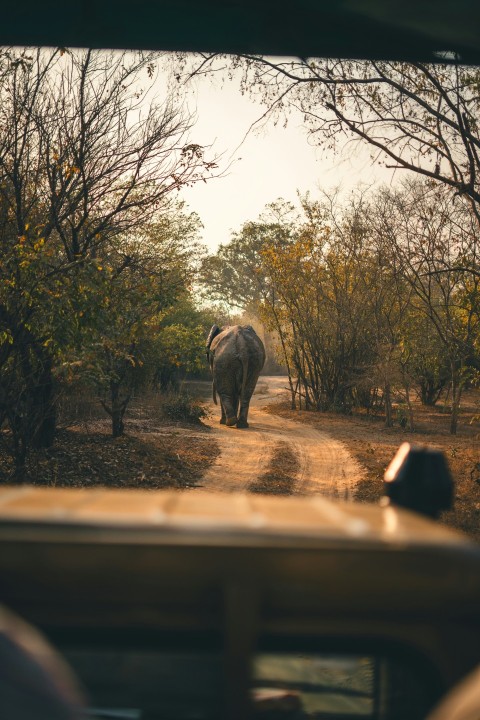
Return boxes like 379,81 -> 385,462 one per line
201,377 -> 365,498
196,419 -> 272,491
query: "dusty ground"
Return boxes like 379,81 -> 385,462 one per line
201,377 -> 364,499
0,377 -> 363,500
249,441 -> 299,495
1,376 -> 479,541
0,418 -> 219,490
265,387 -> 480,542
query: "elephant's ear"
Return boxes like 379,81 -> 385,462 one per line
206,324 -> 221,353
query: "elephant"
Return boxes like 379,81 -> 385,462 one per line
206,324 -> 266,428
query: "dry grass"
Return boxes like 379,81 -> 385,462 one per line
0,424 -> 219,489
0,393 -> 220,489
2,384 -> 479,544
267,393 -> 480,542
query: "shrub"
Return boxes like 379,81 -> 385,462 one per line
160,392 -> 209,425
396,404 -> 409,428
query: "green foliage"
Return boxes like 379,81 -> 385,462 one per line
200,200 -> 299,312
201,181 -> 480,432
0,47 -> 216,473
395,405 -> 409,429
139,297 -> 216,392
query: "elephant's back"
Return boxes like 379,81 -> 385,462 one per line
211,325 -> 265,369
210,327 -> 242,367
238,328 -> 266,371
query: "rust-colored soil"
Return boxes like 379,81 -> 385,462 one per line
249,441 -> 299,495
0,420 -> 220,489
200,378 -> 364,498
1,378 -> 479,544
266,398 -> 480,542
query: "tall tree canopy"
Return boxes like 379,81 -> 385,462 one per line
0,48 -> 215,475
202,183 -> 480,432
180,55 -> 480,226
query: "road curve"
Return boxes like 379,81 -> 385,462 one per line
200,376 -> 365,498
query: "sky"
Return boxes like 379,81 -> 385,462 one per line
172,66 -> 394,252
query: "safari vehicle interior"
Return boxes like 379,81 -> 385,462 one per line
1,482 -> 480,720
1,2 -> 480,720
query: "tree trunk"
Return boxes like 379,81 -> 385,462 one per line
442,382 -> 451,414
404,383 -> 415,432
384,382 -> 393,428
288,374 -> 296,410
400,368 -> 415,431
450,373 -> 462,435
101,380 -> 128,438
111,408 -> 125,438
304,381 -> 311,410
31,356 -> 56,449
110,381 -> 126,438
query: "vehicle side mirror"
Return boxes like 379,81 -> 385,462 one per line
383,443 -> 454,519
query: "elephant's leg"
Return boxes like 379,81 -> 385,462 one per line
237,391 -> 253,428
236,372 -> 261,428
236,398 -> 251,428
215,358 -> 242,427
220,395 -> 238,427
219,398 -> 227,425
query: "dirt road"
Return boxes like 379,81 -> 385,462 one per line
200,376 -> 365,498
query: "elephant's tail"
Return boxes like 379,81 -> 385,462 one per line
212,380 -> 217,405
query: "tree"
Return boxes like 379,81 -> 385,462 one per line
180,54 -> 480,229
201,200 -> 298,311
0,48 -> 215,475
149,303 -> 215,392
200,200 -> 301,405
257,192 -> 390,414
60,202 -> 205,437
400,309 -> 450,407
372,180 -> 480,433
203,184 -> 480,431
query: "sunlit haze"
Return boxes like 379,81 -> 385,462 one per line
175,69 -> 394,251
